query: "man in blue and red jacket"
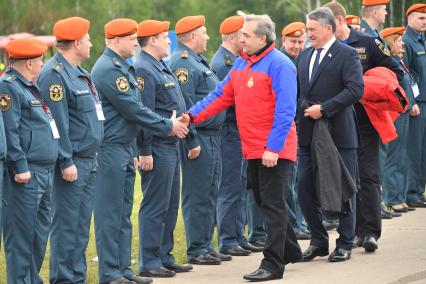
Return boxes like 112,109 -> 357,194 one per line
184,14 -> 302,282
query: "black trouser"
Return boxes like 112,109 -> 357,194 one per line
248,159 -> 301,277
356,121 -> 381,240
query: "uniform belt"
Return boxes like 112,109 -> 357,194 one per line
196,128 -> 221,136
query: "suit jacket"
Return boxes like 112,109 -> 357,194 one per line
297,40 -> 364,148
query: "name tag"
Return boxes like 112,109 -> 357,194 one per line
416,51 -> 426,56
203,70 -> 213,76
75,89 -> 90,95
95,102 -> 105,121
29,99 -> 42,106
163,82 -> 176,88
50,119 -> 60,139
412,83 -> 420,98
355,47 -> 366,53
359,54 -> 367,60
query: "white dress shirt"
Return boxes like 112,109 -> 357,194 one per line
309,36 -> 336,81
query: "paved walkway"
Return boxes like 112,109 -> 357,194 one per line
155,208 -> 426,284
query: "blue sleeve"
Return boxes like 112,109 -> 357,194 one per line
266,61 -> 297,152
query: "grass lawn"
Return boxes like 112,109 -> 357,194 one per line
0,172 -> 219,283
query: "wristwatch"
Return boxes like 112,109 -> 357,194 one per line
319,105 -> 326,118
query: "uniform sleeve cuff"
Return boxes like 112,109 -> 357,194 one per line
139,145 -> 152,156
62,158 -> 74,169
14,158 -> 29,173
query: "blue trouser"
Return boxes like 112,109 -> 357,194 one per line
286,161 -> 307,233
138,143 -> 180,272
382,112 -> 410,206
298,147 -> 357,250
180,133 -> 221,259
94,144 -> 135,283
217,123 -> 248,251
2,164 -> 53,284
406,103 -> 426,203
246,177 -> 266,242
49,157 -> 97,284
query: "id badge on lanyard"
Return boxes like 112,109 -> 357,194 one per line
412,83 -> 420,98
95,102 -> 105,121
49,118 -> 60,139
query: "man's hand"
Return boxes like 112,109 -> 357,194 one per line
139,155 -> 154,171
14,171 -> 31,184
170,110 -> 189,138
62,165 -> 78,182
188,146 -> 201,160
410,104 -> 420,117
262,151 -> 279,167
178,113 -> 191,126
304,104 -> 322,120
134,157 -> 140,170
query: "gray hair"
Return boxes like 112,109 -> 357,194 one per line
244,14 -> 276,43
307,7 -> 336,33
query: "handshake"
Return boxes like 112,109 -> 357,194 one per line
170,110 -> 191,138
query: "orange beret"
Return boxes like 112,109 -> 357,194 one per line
6,38 -> 48,59
380,27 -> 405,38
346,15 -> 361,25
53,17 -> 90,40
406,4 -> 426,16
105,18 -> 138,39
281,22 -> 305,37
362,0 -> 389,6
175,15 -> 205,35
137,20 -> 170,37
219,16 -> 244,34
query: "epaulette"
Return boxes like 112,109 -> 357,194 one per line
112,58 -> 121,67
225,54 -> 233,66
53,62 -> 64,73
181,50 -> 188,59
3,74 -> 16,82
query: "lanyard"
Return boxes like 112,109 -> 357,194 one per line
28,86 -> 53,119
400,59 -> 415,82
80,76 -> 100,102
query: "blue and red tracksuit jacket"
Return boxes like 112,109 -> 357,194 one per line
188,43 -> 298,161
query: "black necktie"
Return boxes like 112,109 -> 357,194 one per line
310,48 -> 323,81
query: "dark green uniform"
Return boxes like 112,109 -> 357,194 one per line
91,47 -> 172,283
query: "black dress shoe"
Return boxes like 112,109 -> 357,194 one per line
284,251 -> 303,265
249,240 -> 266,248
407,200 -> 426,208
124,275 -> 153,284
302,245 -> 329,261
220,246 -> 251,256
163,262 -> 193,273
362,235 -> 378,253
243,268 -> 281,282
209,250 -> 232,261
188,253 -> 221,265
352,235 -> 364,249
241,242 -> 263,252
103,277 -> 137,284
381,208 -> 393,219
296,231 -> 311,240
328,248 -> 351,262
387,205 -> 408,213
139,267 -> 175,278
323,220 -> 339,231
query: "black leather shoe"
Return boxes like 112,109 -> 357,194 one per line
387,205 -> 408,213
362,235 -> 378,253
284,251 -> 303,265
296,231 -> 311,240
381,208 -> 393,219
241,242 -> 263,252
249,240 -> 265,248
407,200 -> 426,208
220,246 -> 251,256
323,220 -> 339,231
163,262 -> 193,273
352,235 -> 364,248
139,267 -> 175,278
188,253 -> 221,265
302,245 -> 329,261
209,250 -> 232,261
243,268 -> 281,282
103,277 -> 137,284
328,248 -> 351,262
124,275 -> 153,284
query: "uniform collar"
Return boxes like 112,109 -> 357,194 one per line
139,50 -> 169,73
6,68 -> 36,88
280,48 -> 297,64
346,27 -> 360,44
240,43 -> 275,64
176,42 -> 202,62
55,52 -> 85,79
219,45 -> 237,59
104,47 -> 132,70
406,25 -> 425,42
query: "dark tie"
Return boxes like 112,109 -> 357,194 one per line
310,48 -> 323,81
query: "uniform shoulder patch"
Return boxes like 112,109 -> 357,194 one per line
49,84 -> 64,102
115,76 -> 129,92
53,62 -> 64,73
225,54 -> 233,66
175,68 -> 189,84
136,76 -> 144,91
0,94 -> 11,111
181,50 -> 188,58
375,39 -> 390,57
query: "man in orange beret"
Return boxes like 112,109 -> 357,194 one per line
134,19 -> 193,277
403,4 -> 426,209
37,16 -> 104,284
170,15 -> 230,265
346,15 -> 361,30
210,15 -> 259,258
360,0 -> 389,39
1,38 -> 59,283
281,22 -> 306,64
91,18 -> 188,284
